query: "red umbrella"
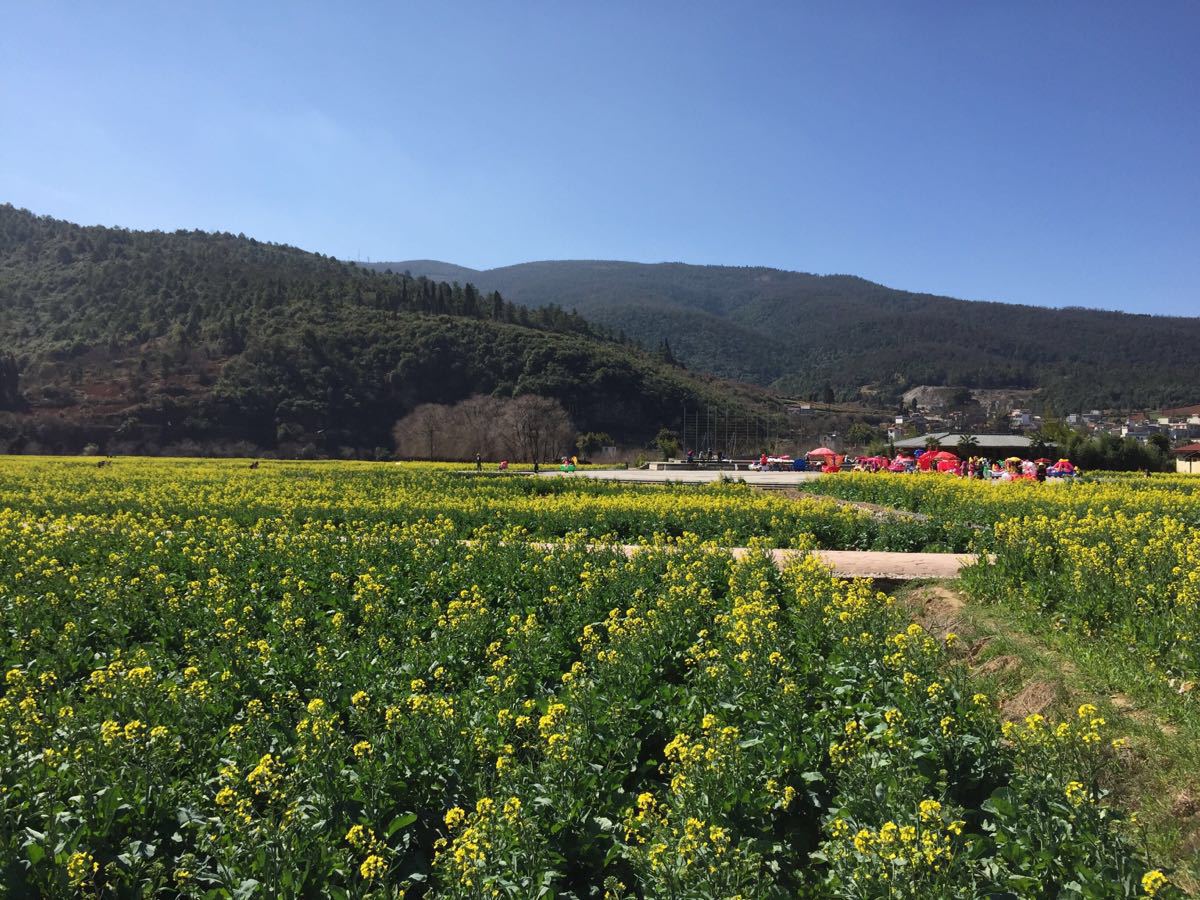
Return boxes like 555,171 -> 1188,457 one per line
807,447 -> 836,457
932,450 -> 958,461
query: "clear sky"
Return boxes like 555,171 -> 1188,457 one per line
2,2 -> 1197,315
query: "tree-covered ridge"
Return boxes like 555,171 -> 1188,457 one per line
0,205 -> 600,360
209,308 -> 771,453
373,259 -> 1200,411
0,206 -> 778,455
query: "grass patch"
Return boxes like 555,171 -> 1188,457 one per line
894,579 -> 1200,893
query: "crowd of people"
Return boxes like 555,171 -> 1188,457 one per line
849,451 -> 1078,481
685,448 -> 1080,482
741,448 -> 1080,481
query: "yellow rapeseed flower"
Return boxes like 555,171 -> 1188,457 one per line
1142,869 -> 1169,896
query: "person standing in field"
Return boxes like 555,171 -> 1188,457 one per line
475,453 -> 482,472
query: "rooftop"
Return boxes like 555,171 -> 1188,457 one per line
893,432 -> 1041,450
1163,404 -> 1200,418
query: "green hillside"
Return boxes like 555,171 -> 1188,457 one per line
371,259 -> 1200,410
0,206 -> 778,455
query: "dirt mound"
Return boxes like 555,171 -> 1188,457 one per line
975,654 -> 1021,677
908,585 -> 967,642
967,637 -> 992,661
1001,680 -> 1059,720
923,585 -> 964,613
1171,791 -> 1199,819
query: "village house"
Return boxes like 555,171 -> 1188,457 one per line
1008,409 -> 1041,431
1066,410 -> 1103,428
1122,419 -> 1169,443
1172,442 -> 1200,474
1156,415 -> 1200,444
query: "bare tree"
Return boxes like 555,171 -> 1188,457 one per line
502,395 -> 575,463
392,404 -> 449,459
449,395 -> 507,459
393,395 -> 574,462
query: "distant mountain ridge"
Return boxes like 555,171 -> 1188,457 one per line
377,259 -> 483,284
366,259 -> 1200,410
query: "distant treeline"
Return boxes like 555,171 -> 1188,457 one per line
1053,430 -> 1176,473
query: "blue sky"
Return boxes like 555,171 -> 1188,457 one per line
2,2 -> 1197,315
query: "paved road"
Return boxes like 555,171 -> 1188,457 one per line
524,542 -> 977,580
690,546 -> 975,580
807,549 -> 977,580
538,468 -> 825,487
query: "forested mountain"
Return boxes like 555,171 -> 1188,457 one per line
371,259 -> 1200,411
0,206 -> 778,455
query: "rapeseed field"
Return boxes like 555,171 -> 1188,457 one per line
0,459 -> 1176,897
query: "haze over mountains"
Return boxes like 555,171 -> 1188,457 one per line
368,260 -> 1200,411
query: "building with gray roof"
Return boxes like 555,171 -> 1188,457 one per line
892,433 -> 1052,457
